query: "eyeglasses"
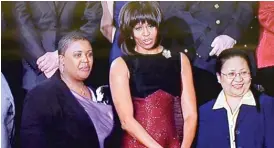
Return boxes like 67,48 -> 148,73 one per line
221,71 -> 251,79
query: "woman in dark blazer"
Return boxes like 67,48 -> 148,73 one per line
196,48 -> 274,148
20,32 -> 115,148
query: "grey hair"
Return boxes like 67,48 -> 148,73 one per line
57,31 -> 89,55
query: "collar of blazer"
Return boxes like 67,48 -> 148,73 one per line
49,70 -> 98,129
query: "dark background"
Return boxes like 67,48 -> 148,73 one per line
1,1 -> 260,148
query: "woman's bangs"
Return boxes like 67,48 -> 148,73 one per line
129,9 -> 160,27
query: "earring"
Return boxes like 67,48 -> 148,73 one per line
130,36 -> 133,39
60,64 -> 64,73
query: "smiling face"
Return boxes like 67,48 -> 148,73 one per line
132,21 -> 158,52
217,56 -> 251,97
60,40 -> 93,81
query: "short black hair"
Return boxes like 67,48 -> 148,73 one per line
215,48 -> 253,77
57,31 -> 89,55
118,1 -> 163,55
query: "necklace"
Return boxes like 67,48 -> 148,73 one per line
61,76 -> 88,97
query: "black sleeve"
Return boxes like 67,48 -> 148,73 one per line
13,1 -> 45,74
79,1 -> 103,43
20,87 -> 53,148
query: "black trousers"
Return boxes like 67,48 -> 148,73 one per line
257,66 -> 274,97
192,67 -> 222,106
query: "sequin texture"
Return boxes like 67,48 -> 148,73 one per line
122,90 -> 183,148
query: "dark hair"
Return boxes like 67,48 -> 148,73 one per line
57,31 -> 90,55
118,1 -> 163,55
216,48 -> 261,112
215,48 -> 253,76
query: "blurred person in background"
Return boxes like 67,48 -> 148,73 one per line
256,1 -> 274,97
100,1 -> 128,64
13,1 -> 102,91
159,2 -> 255,106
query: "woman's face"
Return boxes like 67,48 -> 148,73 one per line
60,40 -> 93,81
217,56 -> 251,98
132,21 -> 158,51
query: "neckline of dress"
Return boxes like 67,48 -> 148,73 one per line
134,47 -> 164,56
71,87 -> 94,102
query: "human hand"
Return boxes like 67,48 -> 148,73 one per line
37,50 -> 59,73
101,1 -> 114,17
101,1 -> 115,43
44,66 -> 58,78
209,35 -> 236,56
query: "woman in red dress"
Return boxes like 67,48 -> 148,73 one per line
109,2 -> 197,148
256,2 -> 274,97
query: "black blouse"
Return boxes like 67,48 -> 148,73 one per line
122,50 -> 182,98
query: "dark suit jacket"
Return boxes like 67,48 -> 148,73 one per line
13,1 -> 102,90
20,73 -> 100,148
159,1 -> 255,73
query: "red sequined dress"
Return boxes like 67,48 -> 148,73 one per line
121,50 -> 184,148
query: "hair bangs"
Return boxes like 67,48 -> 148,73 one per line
118,2 -> 163,55
119,2 -> 162,29
128,8 -> 161,28
215,48 -> 253,76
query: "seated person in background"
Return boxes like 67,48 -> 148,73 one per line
196,48 -> 274,148
20,31 -> 115,148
